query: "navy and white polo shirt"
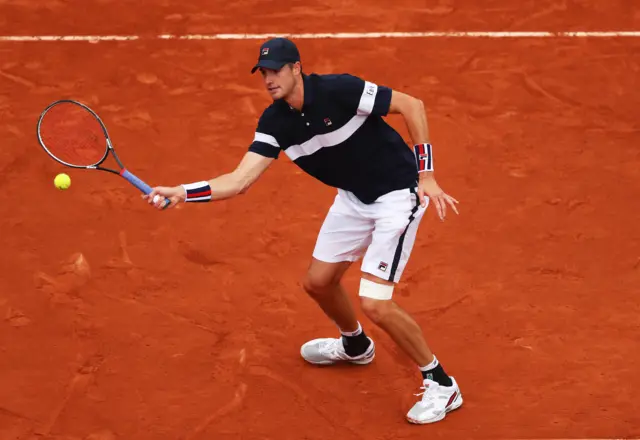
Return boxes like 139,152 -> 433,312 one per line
248,73 -> 418,204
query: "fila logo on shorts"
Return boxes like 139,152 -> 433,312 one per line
378,262 -> 388,272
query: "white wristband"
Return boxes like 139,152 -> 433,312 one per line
414,143 -> 433,172
181,181 -> 212,202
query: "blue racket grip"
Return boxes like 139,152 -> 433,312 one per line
120,169 -> 170,209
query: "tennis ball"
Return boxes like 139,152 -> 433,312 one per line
54,173 -> 71,190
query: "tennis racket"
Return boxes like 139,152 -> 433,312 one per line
36,99 -> 169,208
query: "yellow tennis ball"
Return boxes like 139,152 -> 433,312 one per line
54,173 -> 71,190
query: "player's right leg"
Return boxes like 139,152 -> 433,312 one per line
300,190 -> 376,366
302,258 -> 357,333
301,258 -> 375,365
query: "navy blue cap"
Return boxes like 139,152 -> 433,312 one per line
251,37 -> 301,73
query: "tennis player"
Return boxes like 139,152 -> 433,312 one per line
144,37 -> 462,424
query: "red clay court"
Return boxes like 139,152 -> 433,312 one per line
1,1 -> 639,439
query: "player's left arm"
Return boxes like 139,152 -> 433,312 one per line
388,90 -> 459,220
388,90 -> 430,146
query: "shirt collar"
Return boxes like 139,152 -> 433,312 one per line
302,73 -> 314,107
288,73 -> 314,112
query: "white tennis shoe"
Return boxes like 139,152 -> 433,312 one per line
406,377 -> 463,424
300,337 -> 375,365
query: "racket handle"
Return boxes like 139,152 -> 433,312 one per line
120,169 -> 170,209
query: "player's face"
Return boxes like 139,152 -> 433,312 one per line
260,64 -> 299,100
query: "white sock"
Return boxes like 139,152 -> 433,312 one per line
419,355 -> 439,372
340,321 -> 362,337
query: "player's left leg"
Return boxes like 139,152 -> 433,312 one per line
359,187 -> 463,424
359,274 -> 434,366
359,276 -> 462,424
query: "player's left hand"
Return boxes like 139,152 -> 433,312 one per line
417,174 -> 459,221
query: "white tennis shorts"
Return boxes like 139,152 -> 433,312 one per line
312,187 -> 427,283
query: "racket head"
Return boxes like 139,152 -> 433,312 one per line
36,100 -> 111,168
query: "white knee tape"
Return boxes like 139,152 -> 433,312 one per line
359,278 -> 394,300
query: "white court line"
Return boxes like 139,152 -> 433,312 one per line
159,31 -> 640,39
1,31 -> 640,42
0,35 -> 139,41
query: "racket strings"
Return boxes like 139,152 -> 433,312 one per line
39,103 -> 107,167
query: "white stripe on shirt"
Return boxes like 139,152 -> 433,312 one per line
253,132 -> 280,148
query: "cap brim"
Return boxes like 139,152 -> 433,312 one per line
251,59 -> 288,74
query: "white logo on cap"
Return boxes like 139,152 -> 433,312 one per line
261,48 -> 269,55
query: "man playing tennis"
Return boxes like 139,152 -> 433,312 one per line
145,37 -> 462,424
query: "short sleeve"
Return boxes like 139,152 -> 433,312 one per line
325,74 -> 392,117
248,109 -> 281,159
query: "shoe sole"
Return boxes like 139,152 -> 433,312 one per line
300,339 -> 375,365
406,393 -> 463,425
303,352 -> 375,365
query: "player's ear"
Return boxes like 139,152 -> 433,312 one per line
292,61 -> 302,76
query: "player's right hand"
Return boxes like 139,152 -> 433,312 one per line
143,185 -> 186,210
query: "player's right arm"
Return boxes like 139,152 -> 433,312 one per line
145,151 -> 274,209
145,107 -> 282,210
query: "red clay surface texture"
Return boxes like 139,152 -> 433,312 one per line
1,1 -> 639,439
